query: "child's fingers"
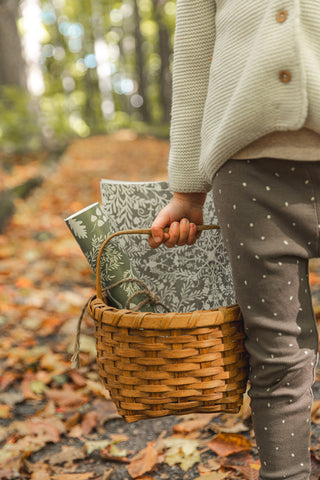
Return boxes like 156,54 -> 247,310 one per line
187,223 -> 198,245
149,209 -> 172,248
164,222 -> 180,248
177,218 -> 190,246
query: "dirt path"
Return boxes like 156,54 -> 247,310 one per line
1,132 -> 320,480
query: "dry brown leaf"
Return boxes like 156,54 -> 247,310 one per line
81,410 -> 98,436
52,474 -> 95,480
0,403 -> 12,418
110,433 -> 129,442
0,457 -> 23,479
311,400 -> 320,423
65,411 -> 82,431
85,379 -> 109,397
100,448 -> 130,463
198,458 -> 221,475
239,391 -> 252,420
134,477 -> 157,480
210,415 -> 249,434
207,433 -> 252,457
45,387 -> 86,407
173,414 -> 218,434
194,473 -> 228,480
222,452 -> 260,480
127,441 -> 159,478
100,468 -> 115,480
91,398 -> 119,425
34,400 -> 56,417
30,470 -> 51,480
68,370 -> 87,387
10,417 -> 64,440
45,445 -> 85,465
311,454 -> 320,480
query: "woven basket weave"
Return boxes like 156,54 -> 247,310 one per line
86,226 -> 248,423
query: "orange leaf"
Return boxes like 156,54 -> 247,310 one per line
15,277 -> 34,289
135,477 -> 157,480
309,271 -> 320,286
207,433 -> 252,457
0,403 -> 12,418
127,442 -> 159,478
52,474 -> 95,480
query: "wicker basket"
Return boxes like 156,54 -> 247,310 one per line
85,226 -> 248,423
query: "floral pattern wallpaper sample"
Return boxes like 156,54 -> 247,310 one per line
65,202 -> 163,312
100,180 -> 236,312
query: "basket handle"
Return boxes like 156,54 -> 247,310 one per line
95,224 -> 220,299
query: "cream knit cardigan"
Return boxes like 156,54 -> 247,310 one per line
168,0 -> 320,192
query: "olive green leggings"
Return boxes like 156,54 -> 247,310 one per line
212,158 -> 320,480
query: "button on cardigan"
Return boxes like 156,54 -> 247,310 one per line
168,0 -> 320,193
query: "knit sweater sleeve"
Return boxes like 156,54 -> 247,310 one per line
168,0 -> 216,193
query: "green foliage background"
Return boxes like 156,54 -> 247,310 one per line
0,0 -> 176,151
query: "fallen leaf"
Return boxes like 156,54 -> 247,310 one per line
311,400 -> 320,423
85,379 -> 109,397
311,454 -> 320,480
0,391 -> 24,406
85,439 -> 112,455
65,411 -> 82,431
209,416 -> 249,434
0,403 -> 12,418
30,471 -> 51,480
10,417 -> 64,440
163,437 -> 200,471
110,433 -> 129,442
194,473 -> 228,480
46,445 -> 86,465
198,458 -> 221,474
127,441 -> 159,478
173,414 -> 218,434
81,410 -> 98,435
100,444 -> 130,463
91,398 -> 119,425
52,474 -> 95,480
207,433 -> 252,457
0,457 -> 23,479
222,452 -> 260,480
239,391 -> 252,420
134,477 -> 157,480
45,387 -> 86,407
68,370 -> 87,387
0,435 -> 46,463
100,468 -> 115,480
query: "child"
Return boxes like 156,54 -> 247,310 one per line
149,1 -> 320,479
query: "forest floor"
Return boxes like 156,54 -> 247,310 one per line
1,130 -> 320,480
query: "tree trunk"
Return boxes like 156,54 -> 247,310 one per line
132,0 -> 151,123
154,0 -> 172,124
0,0 -> 26,88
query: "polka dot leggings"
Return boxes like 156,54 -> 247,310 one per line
212,158 -> 320,480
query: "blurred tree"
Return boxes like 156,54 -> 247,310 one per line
132,0 -> 151,123
153,0 -> 171,123
0,0 -> 26,88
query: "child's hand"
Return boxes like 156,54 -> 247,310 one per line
148,192 -> 207,249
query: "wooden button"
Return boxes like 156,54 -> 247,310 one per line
279,70 -> 291,83
276,10 -> 288,23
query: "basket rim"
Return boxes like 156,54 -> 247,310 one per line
87,296 -> 242,330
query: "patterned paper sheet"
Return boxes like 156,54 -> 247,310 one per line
100,180 -> 236,312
